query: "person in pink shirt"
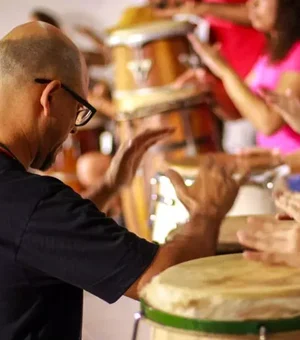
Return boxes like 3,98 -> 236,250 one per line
176,0 -> 300,154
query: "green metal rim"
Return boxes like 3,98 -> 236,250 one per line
141,300 -> 300,335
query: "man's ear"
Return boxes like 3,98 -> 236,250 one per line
40,80 -> 62,117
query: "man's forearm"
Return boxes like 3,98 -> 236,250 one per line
200,3 -> 251,26
126,216 -> 222,300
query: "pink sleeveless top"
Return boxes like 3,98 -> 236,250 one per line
249,41 -> 300,154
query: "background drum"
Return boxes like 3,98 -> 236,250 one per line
135,254 -> 300,340
107,9 -> 219,238
150,154 -> 277,244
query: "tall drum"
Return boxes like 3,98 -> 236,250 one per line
134,254 -> 300,340
107,12 -> 218,238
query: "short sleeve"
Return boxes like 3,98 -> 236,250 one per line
16,179 -> 159,303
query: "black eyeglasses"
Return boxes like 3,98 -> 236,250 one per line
35,78 -> 97,127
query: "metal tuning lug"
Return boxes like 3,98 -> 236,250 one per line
131,312 -> 144,340
259,326 -> 267,340
127,59 -> 152,87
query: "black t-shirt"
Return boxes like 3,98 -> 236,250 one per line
0,153 -> 158,340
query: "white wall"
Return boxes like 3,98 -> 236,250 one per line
0,0 -> 145,46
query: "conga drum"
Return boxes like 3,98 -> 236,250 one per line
150,154 -> 277,244
134,254 -> 300,339
107,9 -> 219,238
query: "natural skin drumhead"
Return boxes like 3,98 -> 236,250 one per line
141,254 -> 300,321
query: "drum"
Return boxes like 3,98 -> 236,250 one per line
150,155 -> 277,244
134,254 -> 300,340
107,9 -> 218,238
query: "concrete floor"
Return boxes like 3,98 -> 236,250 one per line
82,292 -> 151,340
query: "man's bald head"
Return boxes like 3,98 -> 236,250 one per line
0,22 -> 85,92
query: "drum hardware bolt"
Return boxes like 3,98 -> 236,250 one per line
259,325 -> 267,340
131,312 -> 144,340
151,194 -> 158,201
156,195 -> 175,206
184,179 -> 194,187
127,59 -> 152,86
150,214 -> 157,222
150,178 -> 158,185
164,198 -> 176,206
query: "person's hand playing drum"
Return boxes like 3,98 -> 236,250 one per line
166,158 -> 248,221
235,146 -> 284,172
237,215 -> 300,268
260,89 -> 300,134
82,128 -> 174,210
173,67 -> 217,94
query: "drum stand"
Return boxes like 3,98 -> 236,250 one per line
131,311 -> 268,340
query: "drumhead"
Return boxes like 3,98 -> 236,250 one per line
115,86 -> 206,120
141,254 -> 300,321
107,20 -> 195,47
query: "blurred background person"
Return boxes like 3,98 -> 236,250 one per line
175,0 -> 300,155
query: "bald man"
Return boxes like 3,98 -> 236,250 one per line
0,22 -> 243,339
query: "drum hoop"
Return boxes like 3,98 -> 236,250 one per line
107,21 -> 195,47
141,300 -> 300,335
116,95 -> 208,121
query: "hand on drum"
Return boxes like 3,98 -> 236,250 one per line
235,146 -> 284,171
275,190 -> 300,223
261,88 -> 300,134
187,34 -> 231,80
237,216 -> 300,268
173,67 -> 216,93
166,158 -> 248,221
103,128 -> 174,192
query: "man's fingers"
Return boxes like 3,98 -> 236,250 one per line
166,169 -> 195,210
247,216 -> 279,228
133,128 -> 175,144
243,251 -> 286,265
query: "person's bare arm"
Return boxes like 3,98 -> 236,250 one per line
155,2 -> 251,26
196,2 -> 251,26
188,34 -> 300,135
125,216 -> 221,299
125,158 -> 247,299
261,89 -> 300,134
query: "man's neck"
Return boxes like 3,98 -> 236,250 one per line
0,128 -> 34,170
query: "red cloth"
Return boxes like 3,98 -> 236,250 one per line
202,0 -> 266,78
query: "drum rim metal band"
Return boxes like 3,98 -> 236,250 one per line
116,95 -> 209,121
106,21 -> 195,47
140,299 -> 300,335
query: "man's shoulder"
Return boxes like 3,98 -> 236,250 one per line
0,169 -> 75,202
